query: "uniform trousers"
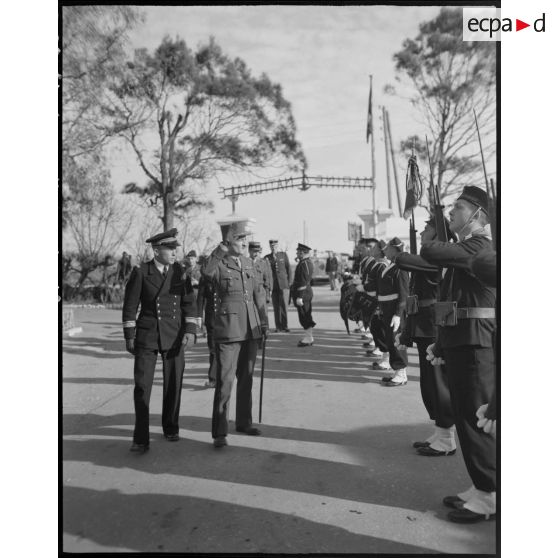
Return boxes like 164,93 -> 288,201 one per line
212,339 -> 259,438
415,337 -> 454,428
371,320 -> 387,351
443,345 -> 496,492
296,294 -> 316,330
205,324 -> 218,382
271,288 -> 289,330
133,344 -> 185,445
377,312 -> 407,370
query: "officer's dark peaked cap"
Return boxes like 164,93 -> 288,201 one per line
457,186 -> 489,214
146,229 -> 180,247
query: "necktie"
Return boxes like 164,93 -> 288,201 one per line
162,265 -> 168,277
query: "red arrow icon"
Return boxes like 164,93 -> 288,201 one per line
516,19 -> 530,31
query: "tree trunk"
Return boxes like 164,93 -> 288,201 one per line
163,191 -> 174,230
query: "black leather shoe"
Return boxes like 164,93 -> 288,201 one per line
213,436 -> 228,448
130,442 -> 149,453
448,508 -> 496,523
443,495 -> 466,509
164,433 -> 179,442
283,328 -> 290,333
417,446 -> 456,456
236,426 -> 262,436
297,341 -> 313,347
412,441 -> 431,449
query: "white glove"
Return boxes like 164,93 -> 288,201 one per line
390,315 -> 401,332
476,404 -> 497,435
355,284 -> 365,292
296,297 -> 303,307
426,343 -> 445,365
395,333 -> 406,351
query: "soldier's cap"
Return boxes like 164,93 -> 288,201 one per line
186,250 -> 197,257
364,237 -> 379,245
249,241 -> 262,251
425,216 -> 457,242
146,228 -> 180,248
456,186 -> 489,214
387,237 -> 404,249
377,239 -> 387,251
297,243 -> 311,252
269,239 -> 279,246
216,216 -> 255,242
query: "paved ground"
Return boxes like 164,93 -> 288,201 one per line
62,285 -> 496,554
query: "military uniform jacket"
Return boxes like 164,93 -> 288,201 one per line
421,232 -> 495,349
197,275 -> 216,328
291,257 -> 314,300
377,262 -> 409,318
395,252 -> 439,340
362,258 -> 387,298
203,246 -> 268,343
122,260 -> 198,351
264,251 -> 291,290
251,256 -> 273,302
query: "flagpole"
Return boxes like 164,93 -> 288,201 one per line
369,75 -> 377,237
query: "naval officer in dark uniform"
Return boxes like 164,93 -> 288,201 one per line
291,243 -> 316,347
264,240 -> 291,332
122,229 -> 199,453
420,185 -> 496,523
395,218 -> 456,455
203,218 -> 268,448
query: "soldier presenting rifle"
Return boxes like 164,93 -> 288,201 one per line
203,218 -> 268,448
420,186 -> 496,523
122,229 -> 199,453
395,218 -> 456,456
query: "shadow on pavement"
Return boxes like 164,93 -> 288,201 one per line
63,485 -> 441,554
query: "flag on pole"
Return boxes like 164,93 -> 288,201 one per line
366,85 -> 372,143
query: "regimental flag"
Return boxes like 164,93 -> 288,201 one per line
366,83 -> 373,143
403,155 -> 421,219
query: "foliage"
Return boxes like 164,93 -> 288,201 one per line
105,36 -> 306,228
389,7 -> 496,202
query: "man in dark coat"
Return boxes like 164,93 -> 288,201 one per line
395,218 -> 456,455
420,185 -> 496,524
325,251 -> 339,290
122,229 -> 199,453
264,240 -> 291,332
203,218 -> 268,448
249,241 -> 273,305
291,243 -> 316,347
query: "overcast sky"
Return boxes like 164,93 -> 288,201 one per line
111,5 -> 462,255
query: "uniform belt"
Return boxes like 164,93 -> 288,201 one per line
456,307 -> 495,319
418,298 -> 436,307
378,293 -> 398,302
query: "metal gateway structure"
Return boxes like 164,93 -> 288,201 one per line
219,171 -> 375,214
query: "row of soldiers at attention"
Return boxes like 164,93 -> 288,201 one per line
122,217 -> 317,452
340,185 -> 497,524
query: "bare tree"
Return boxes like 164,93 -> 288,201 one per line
388,7 -> 496,202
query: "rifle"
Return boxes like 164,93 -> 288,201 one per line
473,109 -> 498,249
425,136 -> 448,242
258,334 -> 267,423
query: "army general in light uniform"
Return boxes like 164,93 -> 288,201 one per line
203,219 -> 269,448
122,229 -> 199,453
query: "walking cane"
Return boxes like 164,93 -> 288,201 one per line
258,334 -> 267,423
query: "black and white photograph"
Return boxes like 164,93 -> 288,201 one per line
58,1 -> 505,554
